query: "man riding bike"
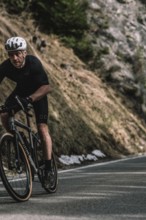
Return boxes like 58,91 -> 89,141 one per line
0,36 -> 53,188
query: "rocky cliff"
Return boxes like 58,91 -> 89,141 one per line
87,0 -> 146,115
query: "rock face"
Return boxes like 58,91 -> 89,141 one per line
87,0 -> 146,114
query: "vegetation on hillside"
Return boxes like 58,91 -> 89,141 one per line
1,0 -> 93,62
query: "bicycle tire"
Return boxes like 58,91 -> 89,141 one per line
0,133 -> 32,202
33,133 -> 58,193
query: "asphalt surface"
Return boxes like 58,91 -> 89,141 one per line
0,155 -> 146,220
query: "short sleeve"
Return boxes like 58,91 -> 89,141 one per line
31,56 -> 49,87
0,62 -> 7,83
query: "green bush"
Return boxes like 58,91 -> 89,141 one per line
62,35 -> 93,62
32,0 -> 92,61
31,0 -> 89,36
2,0 -> 29,13
2,0 -> 89,36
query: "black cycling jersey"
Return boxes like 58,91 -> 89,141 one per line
0,55 -> 49,124
0,55 -> 49,97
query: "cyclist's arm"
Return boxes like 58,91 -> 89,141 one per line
0,66 -> 6,83
29,84 -> 52,102
29,56 -> 51,102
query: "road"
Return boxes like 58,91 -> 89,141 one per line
0,155 -> 146,220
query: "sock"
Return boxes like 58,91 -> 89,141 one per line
45,160 -> 52,171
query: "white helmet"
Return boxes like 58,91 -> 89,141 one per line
5,37 -> 27,52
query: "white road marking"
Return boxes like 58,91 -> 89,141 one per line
59,154 -> 146,173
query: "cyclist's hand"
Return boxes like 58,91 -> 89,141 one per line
19,97 -> 33,109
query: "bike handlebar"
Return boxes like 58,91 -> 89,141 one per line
0,96 -> 33,117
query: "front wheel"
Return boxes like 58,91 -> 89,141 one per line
0,133 -> 32,202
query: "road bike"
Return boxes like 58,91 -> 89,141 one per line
0,96 -> 58,202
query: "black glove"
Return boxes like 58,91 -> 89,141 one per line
19,97 -> 33,109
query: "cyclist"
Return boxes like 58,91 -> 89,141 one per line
0,36 -> 53,188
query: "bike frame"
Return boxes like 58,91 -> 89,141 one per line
8,111 -> 41,174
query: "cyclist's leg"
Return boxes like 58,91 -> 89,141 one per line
33,96 -> 54,188
33,96 -> 52,170
37,123 -> 52,162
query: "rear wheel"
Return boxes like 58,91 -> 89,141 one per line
34,133 -> 58,193
0,133 -> 32,202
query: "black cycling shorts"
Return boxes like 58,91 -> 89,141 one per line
5,93 -> 48,124
33,96 -> 48,124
